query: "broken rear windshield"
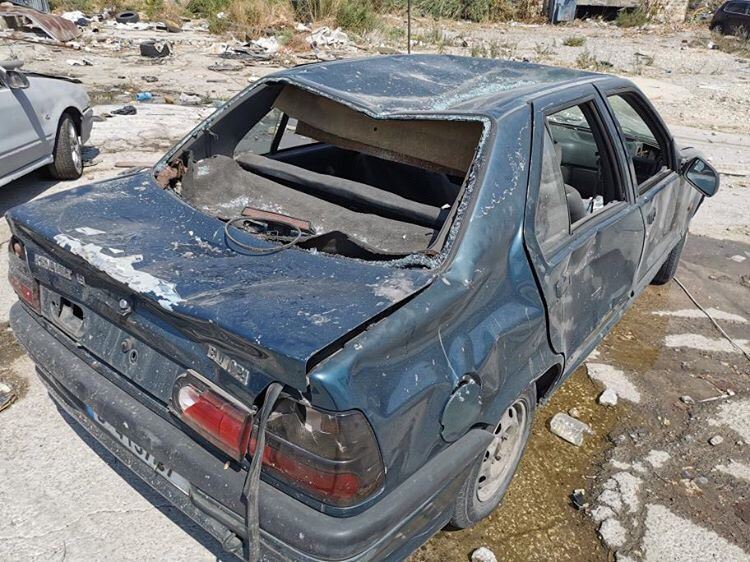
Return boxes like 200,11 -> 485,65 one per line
156,83 -> 485,263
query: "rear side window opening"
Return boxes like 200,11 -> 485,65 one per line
156,83 -> 485,263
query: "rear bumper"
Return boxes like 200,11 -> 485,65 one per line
10,302 -> 492,561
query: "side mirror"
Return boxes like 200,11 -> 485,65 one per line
6,70 -> 30,90
683,157 -> 719,197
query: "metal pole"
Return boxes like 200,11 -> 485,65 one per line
407,0 -> 412,54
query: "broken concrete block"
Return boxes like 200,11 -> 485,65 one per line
471,546 -> 497,562
599,518 -> 627,549
549,412 -> 593,446
599,388 -> 618,406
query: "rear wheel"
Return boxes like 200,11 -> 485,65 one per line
48,114 -> 83,180
651,233 -> 686,285
449,385 -> 535,529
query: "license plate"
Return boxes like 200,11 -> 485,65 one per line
85,406 -> 190,494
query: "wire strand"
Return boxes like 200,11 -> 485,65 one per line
673,276 -> 750,362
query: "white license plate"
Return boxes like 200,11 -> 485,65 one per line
85,406 -> 191,494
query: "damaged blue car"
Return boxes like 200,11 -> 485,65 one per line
7,55 -> 718,561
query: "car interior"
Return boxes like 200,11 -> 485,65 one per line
156,83 -> 484,260
545,101 -> 625,227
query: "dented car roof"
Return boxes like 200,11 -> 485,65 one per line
266,55 -> 599,116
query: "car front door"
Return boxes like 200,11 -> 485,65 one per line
598,88 -> 685,286
0,74 -> 50,182
524,88 -> 645,367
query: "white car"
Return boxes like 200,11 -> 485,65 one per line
0,60 -> 93,188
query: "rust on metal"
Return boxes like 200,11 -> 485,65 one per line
0,3 -> 81,42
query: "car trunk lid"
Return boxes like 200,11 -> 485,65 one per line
6,172 -> 433,391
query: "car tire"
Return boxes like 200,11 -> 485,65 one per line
651,233 -> 686,285
711,23 -> 726,34
48,114 -> 83,181
115,10 -> 140,24
449,384 -> 536,529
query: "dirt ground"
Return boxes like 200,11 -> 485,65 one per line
0,14 -> 749,562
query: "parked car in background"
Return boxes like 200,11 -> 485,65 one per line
0,60 -> 92,188
7,56 -> 718,561
710,0 -> 750,34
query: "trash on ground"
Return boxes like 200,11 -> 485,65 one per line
550,412 -> 593,446
308,26 -> 349,48
208,62 -> 242,72
0,382 -> 16,413
571,488 -> 588,510
471,546 -> 498,562
115,10 -> 139,24
111,105 -> 136,115
135,92 -> 152,102
179,92 -> 202,105
709,435 -> 724,446
140,40 -> 172,58
142,75 -> 158,83
680,395 -> 695,405
66,58 -> 92,66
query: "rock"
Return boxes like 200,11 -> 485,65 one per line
709,435 -> 724,446
599,389 -> 618,406
695,476 -> 709,486
568,407 -> 581,418
680,395 -> 695,405
179,92 -> 203,105
0,382 -> 15,412
549,413 -> 593,446
471,546 -> 497,562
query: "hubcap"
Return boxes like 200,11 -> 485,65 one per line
476,400 -> 527,502
68,121 -> 82,172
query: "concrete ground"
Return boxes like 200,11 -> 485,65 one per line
0,17 -> 749,562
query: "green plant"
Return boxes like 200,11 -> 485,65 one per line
575,49 -> 611,70
562,35 -> 586,47
615,7 -> 651,27
335,0 -> 378,33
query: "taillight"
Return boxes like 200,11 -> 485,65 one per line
171,372 -> 255,460
8,237 -> 40,313
254,398 -> 385,507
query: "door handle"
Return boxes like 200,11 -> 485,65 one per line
646,208 -> 657,225
555,274 -> 570,297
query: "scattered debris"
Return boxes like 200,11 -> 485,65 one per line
729,254 -> 746,263
140,40 -> 172,58
208,62 -> 242,72
0,382 -> 16,413
568,407 -> 581,418
111,105 -> 136,115
308,26 -> 350,48
645,450 -> 670,469
599,518 -> 627,549
66,58 -> 92,66
252,36 -> 279,54
135,92 -> 153,102
470,546 -> 498,562
680,395 -> 695,405
599,388 -> 618,406
220,42 -> 274,62
61,10 -> 89,26
709,435 -> 724,446
586,363 -> 641,403
549,412 -> 593,446
571,488 -> 588,510
142,75 -> 158,83
179,92 -> 202,105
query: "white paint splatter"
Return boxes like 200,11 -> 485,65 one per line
599,518 -> 628,549
665,334 -> 749,354
642,504 -> 749,561
709,398 -> 750,442
370,273 -> 416,304
587,363 -> 641,403
715,460 -> 750,483
54,234 -> 182,311
652,308 -> 747,323
645,450 -> 670,469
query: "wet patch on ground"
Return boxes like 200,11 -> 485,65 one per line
0,322 -> 29,407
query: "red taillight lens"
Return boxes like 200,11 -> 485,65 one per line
172,372 -> 255,460
253,398 -> 384,507
8,271 -> 40,313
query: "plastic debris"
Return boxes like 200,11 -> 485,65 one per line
135,92 -> 153,102
709,435 -> 724,446
308,26 -> 350,48
252,36 -> 279,54
549,412 -> 593,446
571,488 -> 588,510
471,546 -> 498,562
179,92 -> 203,105
140,40 -> 172,58
112,105 -> 137,115
66,58 -> 92,66
680,395 -> 695,405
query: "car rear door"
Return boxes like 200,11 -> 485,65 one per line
524,87 -> 644,366
597,87 -> 686,287
0,75 -> 50,180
